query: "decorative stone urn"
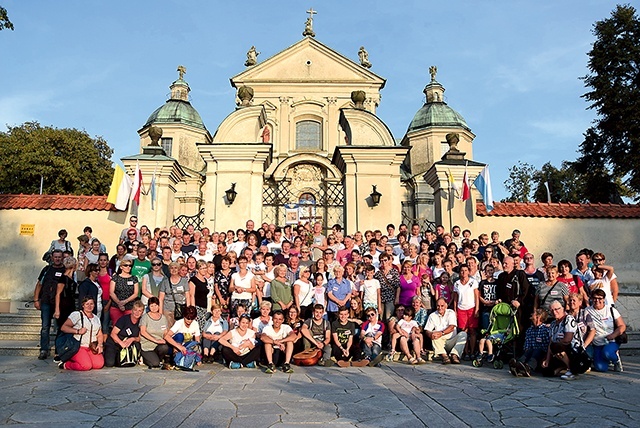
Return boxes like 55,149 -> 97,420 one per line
351,90 -> 366,109
238,86 -> 254,107
148,126 -> 163,146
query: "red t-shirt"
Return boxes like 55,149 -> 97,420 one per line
557,275 -> 584,294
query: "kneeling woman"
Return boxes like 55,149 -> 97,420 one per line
139,296 -> 170,368
58,296 -> 104,371
583,288 -> 626,372
104,300 -> 144,367
218,314 -> 261,369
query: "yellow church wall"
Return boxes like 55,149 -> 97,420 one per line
0,209 -> 126,302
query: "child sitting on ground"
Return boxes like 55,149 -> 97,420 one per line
385,305 -> 405,361
229,303 -> 247,329
514,309 -> 550,376
394,307 -> 425,364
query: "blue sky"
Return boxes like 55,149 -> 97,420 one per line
0,1 -> 621,201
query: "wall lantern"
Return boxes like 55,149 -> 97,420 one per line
225,183 -> 237,204
370,185 -> 382,206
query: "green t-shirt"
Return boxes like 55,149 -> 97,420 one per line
132,259 -> 152,294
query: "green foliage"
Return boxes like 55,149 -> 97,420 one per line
533,162 -> 586,203
503,161 -> 536,202
575,4 -> 640,202
0,6 -> 13,31
0,122 -> 114,195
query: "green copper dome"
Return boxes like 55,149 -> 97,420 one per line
144,99 -> 207,130
407,101 -> 470,133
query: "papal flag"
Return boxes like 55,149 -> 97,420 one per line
473,165 -> 494,212
447,169 -> 459,198
106,165 -> 132,211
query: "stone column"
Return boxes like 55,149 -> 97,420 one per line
199,143 -> 272,231
333,146 -> 409,232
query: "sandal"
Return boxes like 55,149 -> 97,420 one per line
417,358 -> 426,364
409,358 -> 418,365
441,354 -> 451,365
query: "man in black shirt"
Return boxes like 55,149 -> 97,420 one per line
33,250 -> 66,359
496,257 -> 529,356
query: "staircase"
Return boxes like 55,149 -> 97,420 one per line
0,304 -> 55,357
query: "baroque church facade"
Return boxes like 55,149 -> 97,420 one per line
123,28 -> 479,232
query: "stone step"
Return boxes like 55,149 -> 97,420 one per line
0,340 -> 50,357
0,313 -> 43,324
0,322 -> 41,332
0,331 -> 44,341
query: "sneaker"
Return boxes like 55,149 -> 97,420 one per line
245,361 -> 257,369
351,359 -> 369,367
229,362 -> 242,369
264,363 -> 275,374
52,355 -> 61,364
318,358 -> 325,366
283,363 -> 294,373
560,371 -> 576,380
369,353 -> 385,367
57,361 -> 65,370
613,359 -> 623,372
337,360 -> 351,368
486,354 -> 494,363
38,351 -> 48,360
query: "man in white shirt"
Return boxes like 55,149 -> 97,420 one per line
261,310 -> 296,374
425,298 -> 467,364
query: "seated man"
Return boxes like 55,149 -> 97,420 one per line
301,304 -> 332,366
261,310 -> 296,374
424,298 -> 467,364
331,306 -> 368,367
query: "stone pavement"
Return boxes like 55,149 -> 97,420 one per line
0,355 -> 638,428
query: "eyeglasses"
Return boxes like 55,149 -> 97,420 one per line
592,297 -> 605,301
593,258 -> 604,262
551,307 -> 563,312
367,313 -> 376,317
324,252 -> 333,255
121,264 -> 132,268
240,314 -> 251,320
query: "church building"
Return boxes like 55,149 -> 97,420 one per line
123,16 -> 478,233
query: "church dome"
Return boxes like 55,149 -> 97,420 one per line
407,74 -> 470,133
407,102 -> 470,132
144,99 -> 206,130
143,69 -> 207,131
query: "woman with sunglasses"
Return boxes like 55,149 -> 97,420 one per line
141,258 -> 168,306
109,260 -> 139,326
583,288 -> 626,372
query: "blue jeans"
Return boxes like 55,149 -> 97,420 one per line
361,341 -> 382,361
592,342 -> 620,372
39,302 -> 53,353
101,301 -> 111,334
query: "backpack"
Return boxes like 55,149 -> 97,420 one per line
174,341 -> 202,371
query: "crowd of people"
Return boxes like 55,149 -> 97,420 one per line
33,217 -> 627,379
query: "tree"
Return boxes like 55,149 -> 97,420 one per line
574,4 -> 640,202
0,122 -> 114,195
533,162 -> 585,203
503,161 -> 536,202
0,6 -> 13,31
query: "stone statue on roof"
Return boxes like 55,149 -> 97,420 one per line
429,65 -> 437,82
245,46 -> 260,67
177,65 -> 186,80
303,8 -> 316,37
358,46 -> 372,68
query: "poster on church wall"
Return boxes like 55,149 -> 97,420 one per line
285,204 -> 299,225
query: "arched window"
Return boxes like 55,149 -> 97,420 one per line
296,120 -> 322,150
299,193 -> 316,205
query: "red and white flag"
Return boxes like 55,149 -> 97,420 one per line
461,162 -> 471,201
131,161 -> 143,205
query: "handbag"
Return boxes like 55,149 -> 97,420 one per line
569,346 -> 592,374
56,311 -> 86,362
610,307 -> 628,344
56,333 -> 81,362
118,345 -> 140,367
170,280 -> 186,320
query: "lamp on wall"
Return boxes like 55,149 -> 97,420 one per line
225,183 -> 237,204
370,185 -> 382,206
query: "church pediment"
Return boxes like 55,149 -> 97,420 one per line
231,38 -> 385,87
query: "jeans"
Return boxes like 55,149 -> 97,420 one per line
361,342 -> 382,361
592,342 -> 620,372
39,302 -> 53,353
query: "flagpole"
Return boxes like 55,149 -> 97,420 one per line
448,174 -> 453,232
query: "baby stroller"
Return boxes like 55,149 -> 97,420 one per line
473,302 -> 519,369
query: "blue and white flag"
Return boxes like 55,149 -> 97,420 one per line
473,165 -> 494,212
